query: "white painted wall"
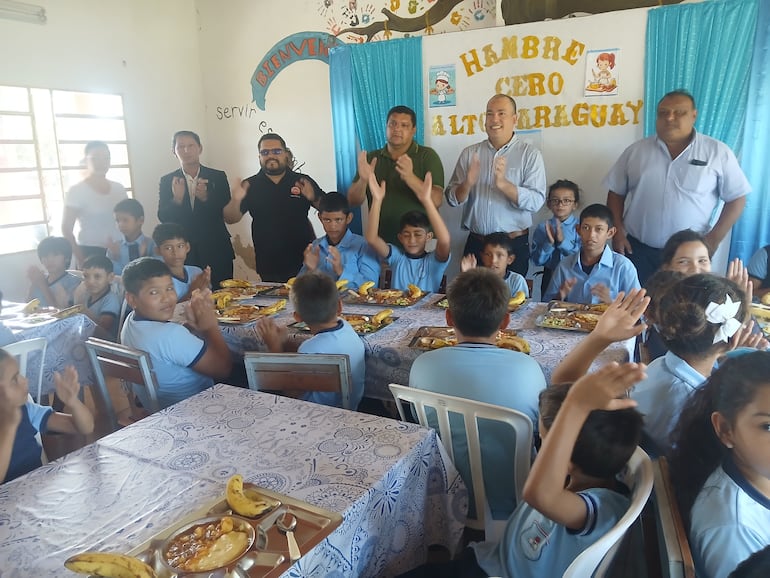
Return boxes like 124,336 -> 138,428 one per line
0,0 -> 205,300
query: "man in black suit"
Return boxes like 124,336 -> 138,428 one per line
158,131 -> 235,287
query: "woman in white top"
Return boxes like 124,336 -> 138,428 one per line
62,141 -> 127,267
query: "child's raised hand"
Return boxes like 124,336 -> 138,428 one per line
303,244 -> 320,271
27,265 -> 46,287
460,253 -> 477,272
545,221 -> 555,244
728,320 -> 770,351
256,317 -> 287,353
106,237 -> 121,259
327,246 -> 343,277
590,282 -> 612,304
191,267 -> 211,293
558,277 -> 577,300
53,366 -> 81,407
553,219 -> 564,243
367,172 -> 386,202
567,361 -> 646,413
187,288 -> 217,331
593,289 -> 649,343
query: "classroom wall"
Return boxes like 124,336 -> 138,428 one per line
0,0 -> 205,300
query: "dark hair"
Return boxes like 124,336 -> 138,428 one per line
152,222 -> 188,246
290,272 -> 339,325
122,257 -> 172,294
82,254 -> 113,274
548,179 -> 581,205
37,236 -> 72,267
318,192 -> 350,216
643,269 -> 686,325
84,141 -> 109,155
387,105 -> 416,127
447,268 -> 509,337
258,132 -> 287,150
657,273 -> 746,358
661,229 -> 711,265
669,351 -> 770,525
489,93 -> 517,114
399,210 -> 430,232
172,130 -> 201,148
114,198 -> 145,219
660,90 -> 696,110
482,232 -> 514,256
729,545 -> 770,578
539,383 -> 643,478
579,203 -> 614,228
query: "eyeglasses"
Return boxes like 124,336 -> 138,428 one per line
548,198 -> 575,206
259,148 -> 285,156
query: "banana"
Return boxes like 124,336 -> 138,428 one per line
509,291 -> 526,307
64,552 -> 156,578
407,284 -> 423,299
22,298 -> 40,314
226,474 -> 271,517
336,279 -> 349,291
358,280 -> 375,296
284,276 -> 297,289
372,308 -> 394,325
215,293 -> 233,311
751,304 -> 770,320
762,293 -> 770,306
260,299 -> 287,316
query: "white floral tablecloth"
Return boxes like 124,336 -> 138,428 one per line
0,384 -> 466,577
213,295 -> 634,400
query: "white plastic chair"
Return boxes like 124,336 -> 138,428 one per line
85,337 -> 160,432
562,446 -> 654,578
388,383 -> 533,540
4,337 -> 48,403
244,352 -> 354,410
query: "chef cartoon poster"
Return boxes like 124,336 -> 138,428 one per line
585,49 -> 619,97
429,65 -> 456,108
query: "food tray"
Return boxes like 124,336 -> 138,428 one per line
261,285 -> 292,298
288,313 -> 399,335
217,302 -> 287,325
126,484 -> 342,578
343,289 -> 427,307
408,326 -> 530,353
432,294 -> 527,312
535,312 -> 599,332
547,300 -> 609,314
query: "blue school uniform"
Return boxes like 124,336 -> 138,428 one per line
171,265 -> 204,300
120,311 -> 213,409
690,457 -> 770,578
531,214 -> 581,271
298,230 -> 379,291
110,233 -> 157,275
471,487 -> 630,577
79,289 -> 121,339
544,245 -> 640,303
297,319 -> 365,410
504,270 -> 529,298
4,401 -> 52,483
410,343 -> 546,519
29,271 -> 82,308
385,245 -> 449,293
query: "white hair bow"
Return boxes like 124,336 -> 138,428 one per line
705,295 -> 742,344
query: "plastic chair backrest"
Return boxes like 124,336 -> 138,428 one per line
388,383 -> 533,536
85,337 -> 160,431
562,447 -> 654,578
4,337 -> 48,403
652,457 -> 695,578
244,352 -> 353,410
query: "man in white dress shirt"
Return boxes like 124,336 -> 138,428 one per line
445,94 -> 547,277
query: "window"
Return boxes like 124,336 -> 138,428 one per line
0,86 -> 132,254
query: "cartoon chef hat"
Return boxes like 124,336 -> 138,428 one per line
435,70 -> 449,84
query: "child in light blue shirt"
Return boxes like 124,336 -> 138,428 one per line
27,236 -> 82,309
108,198 -> 156,275
461,233 -> 529,298
152,223 -> 209,301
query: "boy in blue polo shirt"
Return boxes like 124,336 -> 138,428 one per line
298,193 -> 379,291
461,233 -> 529,298
544,204 -> 640,303
152,223 -> 210,301
120,257 -> 231,409
77,255 -> 121,340
27,236 -> 82,309
257,271 -> 365,410
364,171 -> 450,292
108,198 -> 156,275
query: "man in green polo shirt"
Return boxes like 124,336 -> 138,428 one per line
347,105 -> 444,244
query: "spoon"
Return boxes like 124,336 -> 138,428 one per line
276,511 -> 301,562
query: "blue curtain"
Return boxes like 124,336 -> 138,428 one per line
730,0 -> 770,262
329,36 -> 423,233
645,0 -> 758,150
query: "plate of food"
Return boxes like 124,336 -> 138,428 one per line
547,300 -> 609,314
262,277 -> 350,298
409,326 -> 530,353
344,282 -> 426,307
289,309 -> 397,335
433,290 -> 527,312
536,310 -> 601,332
217,300 -> 287,324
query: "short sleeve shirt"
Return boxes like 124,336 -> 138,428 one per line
386,245 -> 449,293
64,180 -> 127,247
5,401 -> 52,483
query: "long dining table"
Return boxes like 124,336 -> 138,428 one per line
212,291 -> 634,401
0,383 -> 466,577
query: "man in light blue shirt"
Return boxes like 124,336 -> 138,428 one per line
544,204 -> 640,304
446,94 -> 546,277
605,90 -> 751,283
409,268 -> 546,521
